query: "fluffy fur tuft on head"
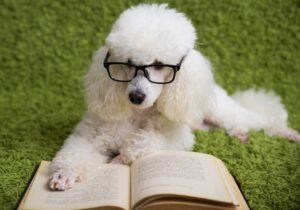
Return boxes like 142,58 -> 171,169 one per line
106,4 -> 196,63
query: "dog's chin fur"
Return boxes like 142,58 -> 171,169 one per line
48,3 -> 299,191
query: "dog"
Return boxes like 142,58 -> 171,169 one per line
48,4 -> 299,191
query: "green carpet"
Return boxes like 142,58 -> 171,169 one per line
0,0 -> 299,209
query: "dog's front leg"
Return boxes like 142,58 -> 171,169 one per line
48,118 -> 110,190
119,130 -> 165,164
48,135 -> 109,190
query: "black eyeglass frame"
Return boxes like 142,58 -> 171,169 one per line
103,52 -> 186,84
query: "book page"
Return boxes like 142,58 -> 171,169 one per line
216,160 -> 249,210
130,151 -> 236,209
22,161 -> 130,210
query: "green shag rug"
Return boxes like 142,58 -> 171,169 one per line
0,0 -> 299,209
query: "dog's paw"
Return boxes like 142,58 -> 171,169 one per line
110,154 -> 125,164
281,129 -> 300,142
234,132 -> 249,143
49,170 -> 79,191
228,130 -> 249,143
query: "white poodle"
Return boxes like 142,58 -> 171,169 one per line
48,4 -> 299,190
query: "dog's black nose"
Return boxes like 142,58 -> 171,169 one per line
129,90 -> 146,105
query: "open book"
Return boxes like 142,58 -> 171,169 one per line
17,151 -> 249,210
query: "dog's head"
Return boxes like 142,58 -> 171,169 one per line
85,4 -> 214,124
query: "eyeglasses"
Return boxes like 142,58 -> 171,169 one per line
103,52 -> 185,84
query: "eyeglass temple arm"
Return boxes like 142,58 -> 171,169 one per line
104,52 -> 110,65
176,55 -> 186,71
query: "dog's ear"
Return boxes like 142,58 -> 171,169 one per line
84,46 -> 132,121
157,49 -> 215,125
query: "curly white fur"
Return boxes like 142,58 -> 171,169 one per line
48,4 -> 299,190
